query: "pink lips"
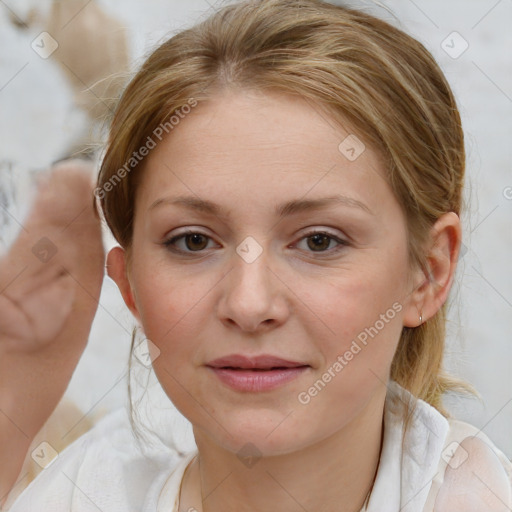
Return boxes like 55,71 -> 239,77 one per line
206,354 -> 310,392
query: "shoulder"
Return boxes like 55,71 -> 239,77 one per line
382,383 -> 512,512
6,407 -> 186,512
432,419 -> 512,512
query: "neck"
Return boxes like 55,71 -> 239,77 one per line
181,389 -> 386,512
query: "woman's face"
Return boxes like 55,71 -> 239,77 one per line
124,89 -> 420,455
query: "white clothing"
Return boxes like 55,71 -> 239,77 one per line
5,381 -> 512,511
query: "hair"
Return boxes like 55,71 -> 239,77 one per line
98,0 -> 472,416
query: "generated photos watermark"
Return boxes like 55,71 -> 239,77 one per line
94,98 -> 198,200
297,301 -> 403,405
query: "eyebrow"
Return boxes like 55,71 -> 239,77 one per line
148,194 -> 374,217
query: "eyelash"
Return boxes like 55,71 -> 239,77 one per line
162,229 -> 349,257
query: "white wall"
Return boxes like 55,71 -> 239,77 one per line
1,0 -> 510,457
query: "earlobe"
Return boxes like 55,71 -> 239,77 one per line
402,212 -> 462,328
106,246 -> 141,322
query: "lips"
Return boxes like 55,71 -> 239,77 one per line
206,354 -> 310,392
206,354 -> 308,370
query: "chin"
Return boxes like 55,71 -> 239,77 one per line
197,411 -> 319,458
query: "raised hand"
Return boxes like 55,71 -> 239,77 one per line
0,159 -> 105,505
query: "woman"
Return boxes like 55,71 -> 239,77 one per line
4,0 -> 512,510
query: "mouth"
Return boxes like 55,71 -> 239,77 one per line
215,366 -> 307,371
206,354 -> 310,392
207,354 -> 308,369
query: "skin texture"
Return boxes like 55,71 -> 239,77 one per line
0,161 -> 104,506
108,89 -> 461,512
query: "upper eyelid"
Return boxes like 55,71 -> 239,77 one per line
164,229 -> 348,252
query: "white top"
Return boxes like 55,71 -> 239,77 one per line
5,381 -> 512,511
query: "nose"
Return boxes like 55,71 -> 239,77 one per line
216,246 -> 290,333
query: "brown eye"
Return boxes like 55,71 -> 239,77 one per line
184,233 -> 209,251
295,230 -> 348,255
163,231 -> 214,253
306,233 -> 332,251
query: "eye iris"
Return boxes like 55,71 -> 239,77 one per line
186,233 -> 208,251
307,233 -> 330,251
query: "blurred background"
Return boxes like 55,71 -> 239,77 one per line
1,0 -> 510,472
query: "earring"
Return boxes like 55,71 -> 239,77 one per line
419,313 -> 423,325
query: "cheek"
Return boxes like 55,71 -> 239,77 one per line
131,251 -> 208,340
294,268 -> 405,430
136,281 -> 202,348
311,249 -> 408,369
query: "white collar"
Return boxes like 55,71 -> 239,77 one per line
366,381 -> 449,512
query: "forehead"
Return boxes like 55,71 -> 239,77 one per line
137,89 -> 392,216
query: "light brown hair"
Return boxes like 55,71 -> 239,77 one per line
98,0 -> 470,415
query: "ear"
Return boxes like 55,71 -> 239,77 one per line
106,246 -> 141,323
402,212 -> 462,327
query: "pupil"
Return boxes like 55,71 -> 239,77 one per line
186,234 -> 207,251
308,234 -> 329,251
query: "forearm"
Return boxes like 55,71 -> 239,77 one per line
0,413 -> 32,508
0,352 -> 37,506
0,289 -> 101,505
0,343 -> 82,505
